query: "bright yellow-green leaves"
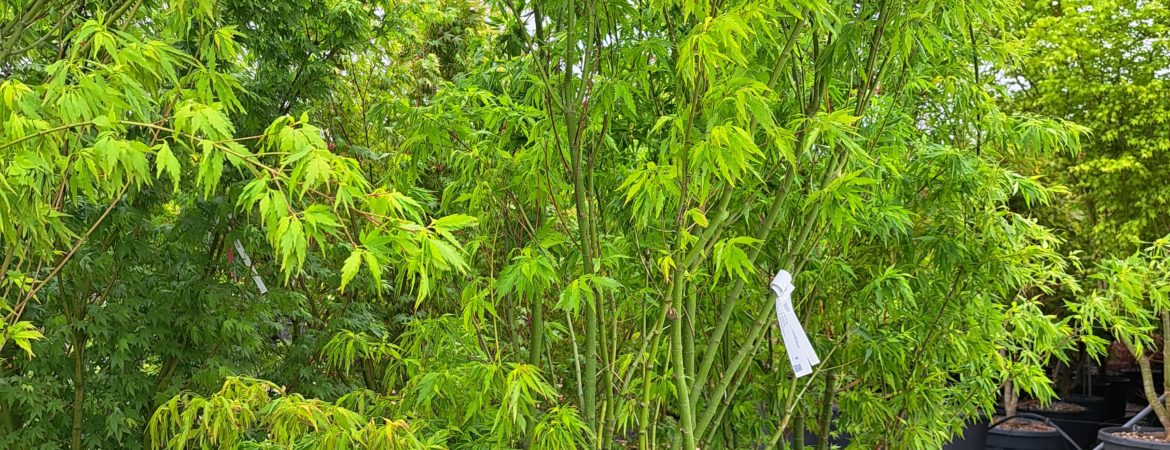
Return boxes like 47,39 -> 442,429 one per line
148,377 -> 426,450
556,274 -> 621,315
497,248 -> 558,298
1011,0 -> 1170,255
712,236 -> 761,283
175,100 -> 235,140
1074,238 -> 1170,360
619,162 -> 679,228
153,142 -> 181,191
0,0 -> 1128,448
692,124 -> 764,185
0,321 -> 43,358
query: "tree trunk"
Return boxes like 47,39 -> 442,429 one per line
817,370 -> 837,450
1136,356 -> 1170,440
70,327 -> 86,450
528,297 -> 543,368
1003,379 -> 1018,418
1162,311 -> 1170,441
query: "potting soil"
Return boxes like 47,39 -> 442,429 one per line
1112,430 -> 1170,443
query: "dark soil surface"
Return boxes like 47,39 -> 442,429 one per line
1019,400 -> 1088,413
993,416 -> 1056,432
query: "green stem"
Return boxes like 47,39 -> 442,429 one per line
0,120 -> 94,153
793,415 -> 806,450
67,279 -> 87,450
690,174 -> 791,406
0,246 -> 13,291
1136,356 -> 1170,439
529,296 -> 544,367
671,301 -> 697,450
767,375 -> 804,448
694,300 -> 772,437
816,370 -> 837,450
636,301 -> 671,449
566,314 -> 586,411
684,284 -> 696,378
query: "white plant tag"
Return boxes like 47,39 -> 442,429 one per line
233,239 -> 269,295
771,270 -> 819,377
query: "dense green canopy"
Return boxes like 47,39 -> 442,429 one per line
0,0 -> 1114,449
1010,0 -> 1170,258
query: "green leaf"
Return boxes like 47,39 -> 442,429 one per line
154,142 -> 180,191
3,321 -> 43,358
687,208 -> 709,227
339,248 -> 365,292
363,251 -> 382,289
431,214 -> 479,233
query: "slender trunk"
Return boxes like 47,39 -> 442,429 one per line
1136,356 -> 1170,439
637,305 -> 670,449
816,370 -> 837,450
361,360 -> 379,392
1003,379 -> 1018,418
529,297 -> 544,367
70,327 -> 86,450
505,295 -> 522,356
0,246 -> 13,287
684,285 -> 696,379
1163,311 -> 1170,440
671,285 -> 697,450
793,415 -> 806,450
524,298 -> 543,450
721,416 -> 734,449
562,0 -> 599,422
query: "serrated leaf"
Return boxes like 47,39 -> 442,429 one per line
431,214 -> 479,233
339,249 -> 364,292
363,251 -> 382,289
688,208 -> 709,227
154,142 -> 180,191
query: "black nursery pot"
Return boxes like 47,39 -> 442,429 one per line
1065,395 -> 1109,445
1022,398 -> 1104,450
940,416 -> 988,450
1127,370 -> 1165,403
986,426 -> 1070,450
1098,427 -> 1170,450
1094,377 -> 1132,423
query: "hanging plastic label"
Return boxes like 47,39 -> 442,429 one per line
233,239 -> 269,295
771,270 -> 819,377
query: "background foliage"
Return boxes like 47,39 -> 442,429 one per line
1009,0 -> 1170,258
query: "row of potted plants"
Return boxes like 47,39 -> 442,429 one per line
791,238 -> 1170,449
973,238 -> 1170,449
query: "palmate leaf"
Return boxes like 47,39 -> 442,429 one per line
498,248 -> 557,298
153,142 -> 181,191
0,321 -> 44,357
339,248 -> 365,292
431,214 -> 478,234
276,216 -> 308,280
712,236 -> 762,283
195,140 -> 225,196
556,274 -> 621,315
692,125 -> 764,185
363,250 -> 383,289
301,204 -> 341,237
174,100 -> 235,140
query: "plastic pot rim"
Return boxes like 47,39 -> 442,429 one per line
1098,427 -> 1170,449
